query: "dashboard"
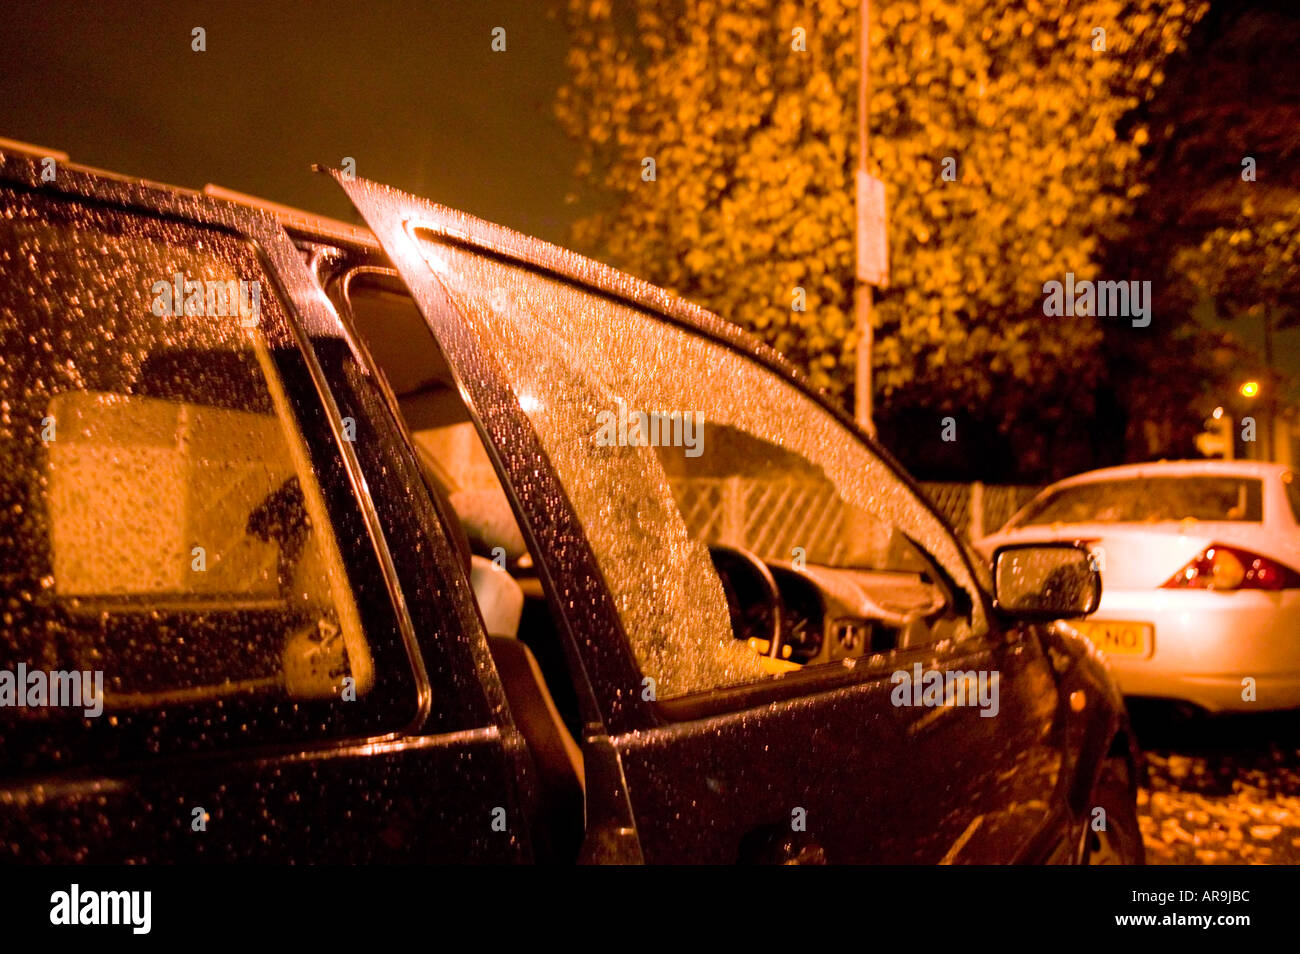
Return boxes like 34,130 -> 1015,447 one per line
708,545 -> 956,668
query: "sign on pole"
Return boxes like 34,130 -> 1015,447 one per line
856,170 -> 889,288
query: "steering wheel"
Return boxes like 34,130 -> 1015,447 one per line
707,544 -> 784,658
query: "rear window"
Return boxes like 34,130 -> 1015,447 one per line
1014,476 -> 1263,526
0,186 -> 419,771
1283,471 -> 1300,523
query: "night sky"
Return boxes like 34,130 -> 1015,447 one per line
0,0 -> 585,243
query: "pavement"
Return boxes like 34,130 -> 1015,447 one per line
1132,705 -> 1300,864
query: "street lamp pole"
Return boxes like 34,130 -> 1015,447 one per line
854,0 -> 874,434
1264,310 -> 1277,461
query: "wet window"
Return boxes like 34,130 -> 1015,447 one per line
411,239 -> 986,699
1015,476 -> 1263,526
0,190 -> 375,722
656,422 -> 932,572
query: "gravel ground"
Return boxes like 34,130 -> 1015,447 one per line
1133,705 -> 1300,864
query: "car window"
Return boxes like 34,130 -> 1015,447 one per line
1283,471 -> 1300,524
0,189 -> 412,756
410,238 -> 986,699
1014,476 -> 1263,526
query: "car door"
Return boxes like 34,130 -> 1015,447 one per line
0,151 -> 535,863
335,173 -> 1072,863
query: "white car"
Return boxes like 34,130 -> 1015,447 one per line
978,460 -> 1300,713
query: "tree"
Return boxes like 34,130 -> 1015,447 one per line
1111,0 -> 1300,465
556,0 -> 1207,479
1172,207 -> 1300,334
1171,204 -> 1300,453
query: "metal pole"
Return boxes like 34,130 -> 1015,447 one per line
854,0 -> 874,433
1265,310 -> 1276,460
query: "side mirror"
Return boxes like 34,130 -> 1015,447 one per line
992,542 -> 1101,620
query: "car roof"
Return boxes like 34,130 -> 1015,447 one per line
201,183 -> 383,252
0,135 -> 382,251
1041,459 -> 1291,492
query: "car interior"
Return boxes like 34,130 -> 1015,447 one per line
335,271 -> 588,860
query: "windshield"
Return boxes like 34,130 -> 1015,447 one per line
1014,476 -> 1263,526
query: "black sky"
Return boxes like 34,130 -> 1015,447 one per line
0,0 -> 585,243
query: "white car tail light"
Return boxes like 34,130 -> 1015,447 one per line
1161,545 -> 1300,591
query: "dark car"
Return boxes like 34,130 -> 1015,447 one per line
0,141 -> 1142,864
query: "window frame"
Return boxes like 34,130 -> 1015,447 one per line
303,245 -> 522,736
0,153 -> 432,775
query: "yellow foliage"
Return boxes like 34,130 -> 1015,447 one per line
1173,208 -> 1300,324
555,0 -> 1207,407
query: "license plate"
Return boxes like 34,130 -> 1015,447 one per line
1070,620 -> 1152,658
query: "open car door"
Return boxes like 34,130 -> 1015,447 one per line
331,172 -> 1071,864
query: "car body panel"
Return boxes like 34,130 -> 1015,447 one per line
0,147 -> 542,863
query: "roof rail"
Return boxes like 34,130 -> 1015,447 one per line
0,136 -> 69,162
202,183 -> 378,248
